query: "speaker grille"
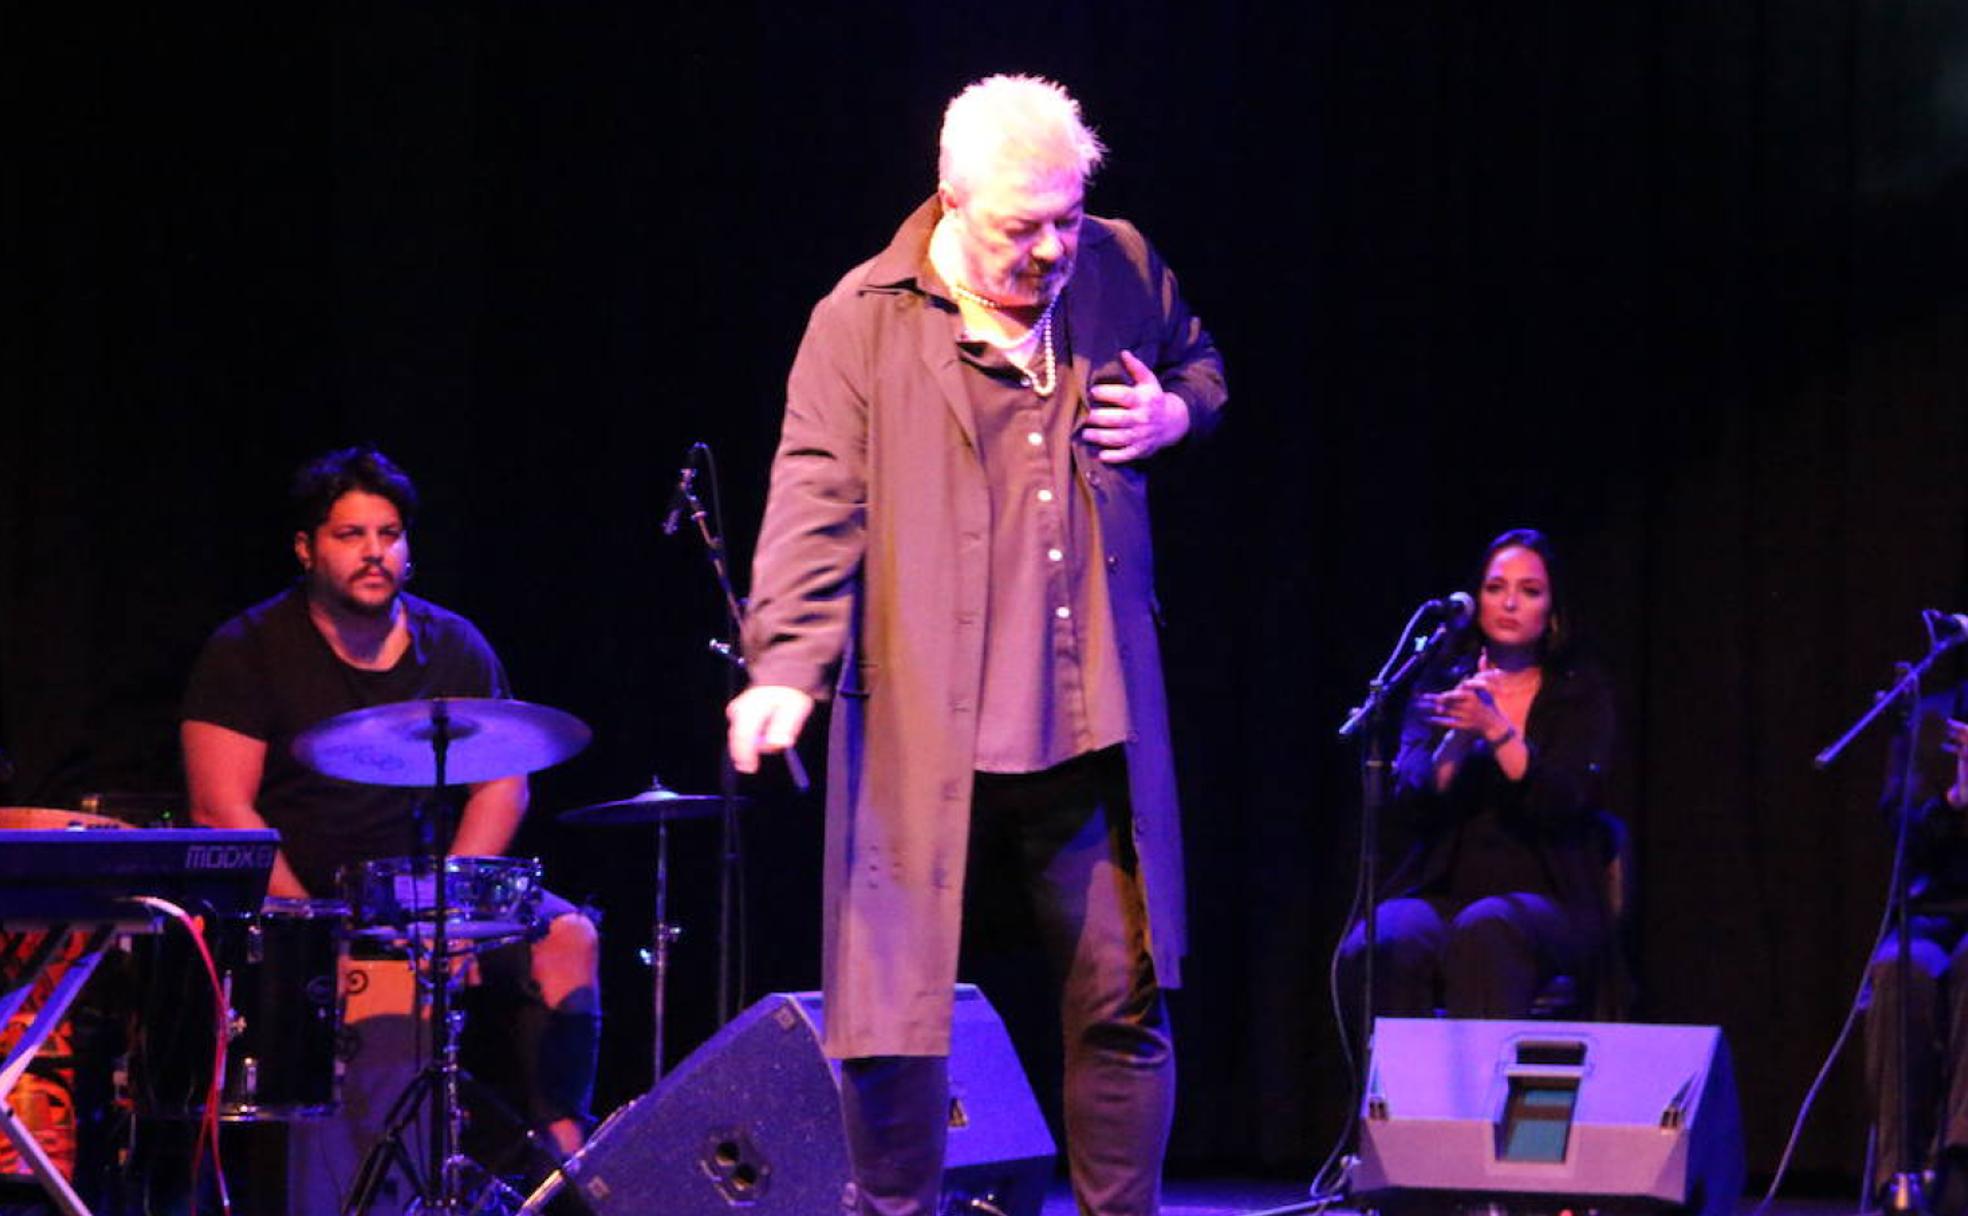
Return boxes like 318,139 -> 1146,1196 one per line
561,987 -> 1054,1216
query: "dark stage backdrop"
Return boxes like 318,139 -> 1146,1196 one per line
5,1 -> 1966,1189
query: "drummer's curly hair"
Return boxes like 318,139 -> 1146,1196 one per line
290,445 -> 420,533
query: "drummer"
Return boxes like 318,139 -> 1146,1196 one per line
179,445 -> 600,1160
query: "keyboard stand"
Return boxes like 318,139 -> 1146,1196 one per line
1,922 -> 128,1216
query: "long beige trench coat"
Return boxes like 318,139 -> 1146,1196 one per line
743,199 -> 1228,1058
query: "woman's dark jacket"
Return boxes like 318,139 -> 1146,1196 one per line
1386,649 -> 1623,1004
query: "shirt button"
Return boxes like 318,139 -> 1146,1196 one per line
1037,489 -> 1055,503
1055,606 -> 1072,620
1106,555 -> 1119,570
1047,548 -> 1063,563
1027,432 -> 1043,446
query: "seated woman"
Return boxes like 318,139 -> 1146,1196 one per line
1339,528 -> 1621,1023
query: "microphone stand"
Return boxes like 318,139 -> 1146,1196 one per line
665,443 -> 808,1026
1815,627 -> 1963,1216
1336,613 -> 1463,1071
1255,608 -> 1464,1216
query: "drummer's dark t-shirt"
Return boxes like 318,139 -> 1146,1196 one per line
182,586 -> 512,897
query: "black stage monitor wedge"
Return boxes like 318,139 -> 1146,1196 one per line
1353,1018 -> 1743,1216
560,984 -> 1056,1216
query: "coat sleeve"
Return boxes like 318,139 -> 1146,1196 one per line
1146,242 -> 1228,442
741,289 -> 871,700
1099,219 -> 1228,442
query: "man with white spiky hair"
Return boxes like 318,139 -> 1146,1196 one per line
730,73 -> 1227,1216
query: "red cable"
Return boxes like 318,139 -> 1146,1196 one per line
130,897 -> 233,1216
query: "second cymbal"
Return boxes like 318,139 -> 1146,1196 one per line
559,781 -> 746,827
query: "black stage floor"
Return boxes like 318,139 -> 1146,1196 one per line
0,1175 -> 1877,1216
1038,1181 -> 1867,1216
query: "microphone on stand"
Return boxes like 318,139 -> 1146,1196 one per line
1422,591 -> 1476,627
661,464 -> 698,536
1926,609 -> 1968,642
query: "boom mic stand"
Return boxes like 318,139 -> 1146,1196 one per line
1260,599 -> 1465,1216
1815,618 -> 1966,1216
516,446 -> 813,1216
662,441 -> 808,1025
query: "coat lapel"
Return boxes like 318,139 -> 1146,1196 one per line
917,304 -> 978,453
1065,277 -> 1097,424
1064,221 -> 1120,424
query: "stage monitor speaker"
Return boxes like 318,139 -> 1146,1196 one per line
558,984 -> 1056,1216
1353,1018 -> 1743,1216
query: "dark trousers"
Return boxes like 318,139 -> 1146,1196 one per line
842,749 -> 1175,1216
469,888 -> 599,1130
1864,915 -> 1968,1190
1336,892 -> 1585,1039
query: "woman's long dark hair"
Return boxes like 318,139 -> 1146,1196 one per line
1432,527 -> 1573,682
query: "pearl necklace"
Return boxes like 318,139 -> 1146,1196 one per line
951,282 -> 1060,397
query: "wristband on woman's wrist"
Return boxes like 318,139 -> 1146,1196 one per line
1488,726 -> 1518,749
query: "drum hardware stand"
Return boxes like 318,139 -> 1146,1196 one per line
527,780 -> 755,1216
342,702 -> 508,1216
1815,615 -> 1967,1216
647,786 -> 682,1087
292,698 -> 588,1216
516,781 -> 687,1215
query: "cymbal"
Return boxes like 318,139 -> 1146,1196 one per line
0,807 -> 130,832
558,781 -> 746,827
292,698 -> 592,787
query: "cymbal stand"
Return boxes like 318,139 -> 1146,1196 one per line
649,794 -> 681,1085
344,702 -> 502,1215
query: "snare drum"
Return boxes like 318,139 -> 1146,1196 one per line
131,899 -> 347,1121
340,856 -> 543,947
